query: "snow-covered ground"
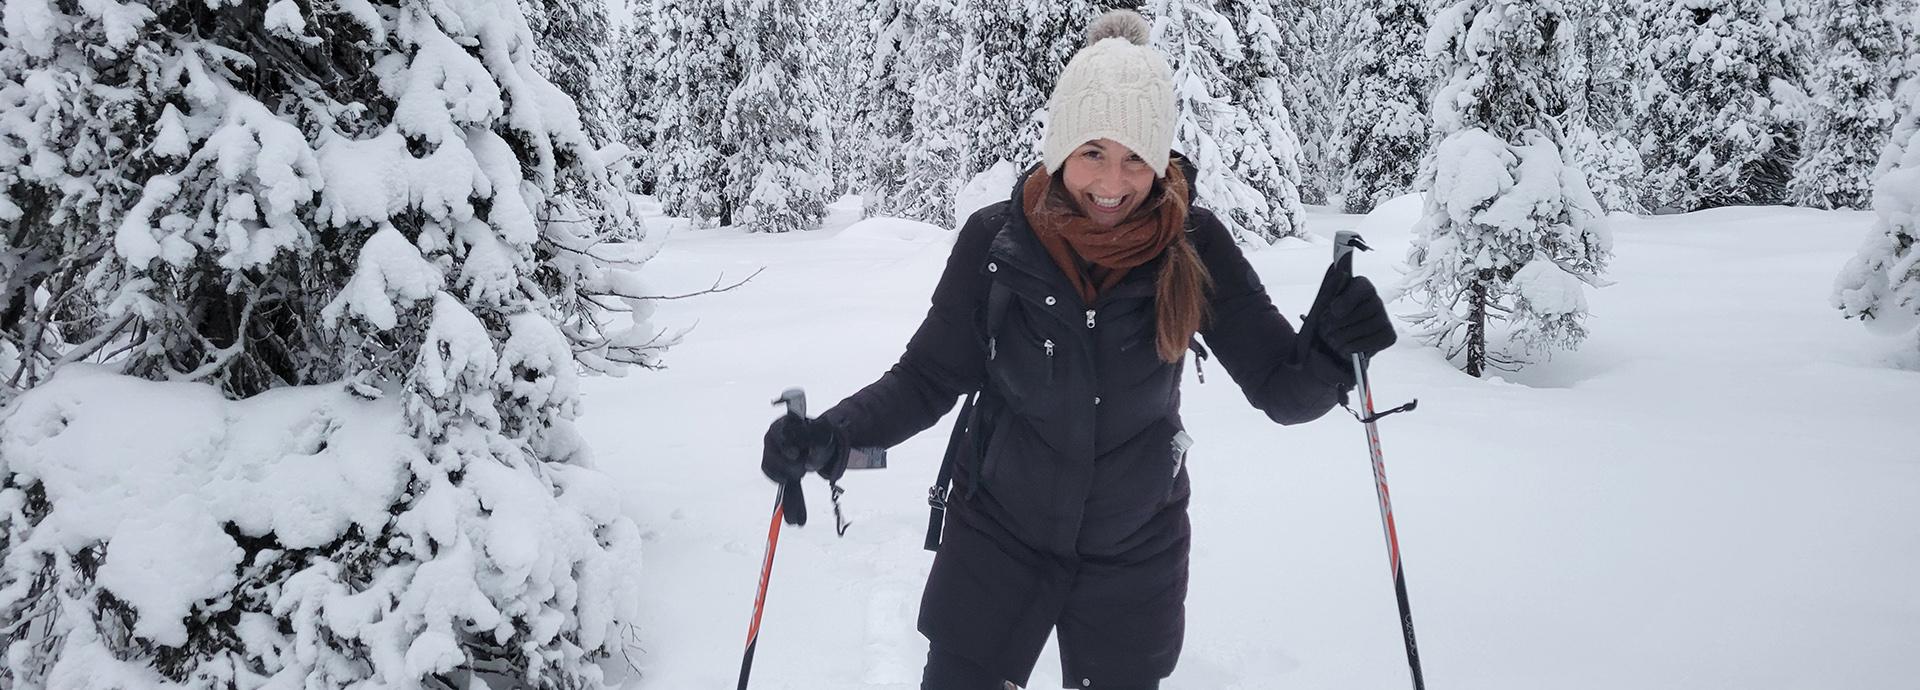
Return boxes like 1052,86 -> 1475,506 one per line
579,196 -> 1920,689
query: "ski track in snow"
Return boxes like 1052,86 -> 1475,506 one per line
576,199 -> 1920,689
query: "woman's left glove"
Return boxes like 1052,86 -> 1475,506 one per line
760,415 -> 849,526
1297,259 -> 1398,390
1307,273 -> 1397,361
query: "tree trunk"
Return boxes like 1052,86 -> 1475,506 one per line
1466,270 -> 1490,377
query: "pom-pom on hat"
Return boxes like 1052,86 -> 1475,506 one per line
1040,10 -> 1177,177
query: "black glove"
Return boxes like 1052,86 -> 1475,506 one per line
760,414 -> 848,526
1299,254 -> 1398,386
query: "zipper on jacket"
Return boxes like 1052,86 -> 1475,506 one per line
1085,309 -> 1096,328
1043,338 -> 1055,383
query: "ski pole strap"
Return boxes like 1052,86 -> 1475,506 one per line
1345,398 -> 1419,424
926,392 -> 977,552
829,480 -> 851,537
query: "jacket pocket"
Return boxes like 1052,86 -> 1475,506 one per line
987,302 -> 1064,421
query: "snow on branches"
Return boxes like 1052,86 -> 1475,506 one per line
1786,0 -> 1908,210
1403,0 -> 1613,377
1150,0 -> 1308,244
0,0 -> 661,685
1330,0 -> 1432,214
1631,0 -> 1808,211
1833,74 -> 1920,356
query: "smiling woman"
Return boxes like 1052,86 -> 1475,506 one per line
758,9 -> 1398,690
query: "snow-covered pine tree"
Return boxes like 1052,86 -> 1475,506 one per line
1402,0 -> 1614,377
1329,0 -> 1432,214
529,0 -> 619,144
652,0 -> 738,226
615,4 -> 659,195
1277,0 -> 1349,206
1218,0 -> 1311,239
961,2 -> 1042,176
1148,0 -> 1303,243
0,0 -> 660,684
1833,67 -> 1920,354
895,0 -> 970,228
723,0 -> 833,233
1632,0 -> 1808,211
854,0 -> 917,218
819,0 -> 871,200
1785,0 -> 1908,210
1558,0 -> 1647,213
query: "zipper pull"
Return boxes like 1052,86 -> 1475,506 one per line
1086,309 -> 1096,328
1195,354 -> 1206,383
1043,339 -> 1055,357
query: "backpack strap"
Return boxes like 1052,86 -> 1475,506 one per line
925,391 -> 975,551
926,276 -> 1016,552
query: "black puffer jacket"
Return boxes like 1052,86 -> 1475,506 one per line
821,164 -> 1347,558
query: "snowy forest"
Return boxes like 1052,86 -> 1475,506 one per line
0,0 -> 1915,687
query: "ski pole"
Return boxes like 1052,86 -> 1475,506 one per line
739,388 -> 807,690
1333,231 -> 1426,690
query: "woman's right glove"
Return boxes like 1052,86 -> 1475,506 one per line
760,414 -> 848,526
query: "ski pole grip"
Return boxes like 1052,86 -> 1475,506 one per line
774,387 -> 807,419
1334,230 -> 1361,262
1333,231 -> 1371,281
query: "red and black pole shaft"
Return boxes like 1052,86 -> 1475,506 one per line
1334,231 -> 1425,690
738,487 -> 786,690
739,389 -> 807,690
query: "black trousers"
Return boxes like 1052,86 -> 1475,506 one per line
921,646 -> 1161,690
919,502 -> 1189,688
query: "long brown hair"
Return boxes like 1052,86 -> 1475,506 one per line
1150,168 -> 1213,363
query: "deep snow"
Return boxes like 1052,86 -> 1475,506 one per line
579,196 -> 1920,689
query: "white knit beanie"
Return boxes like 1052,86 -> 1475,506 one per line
1040,10 -> 1177,178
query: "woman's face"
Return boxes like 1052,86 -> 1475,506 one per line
1060,139 -> 1156,227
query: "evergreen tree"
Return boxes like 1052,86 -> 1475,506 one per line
1786,0 -> 1908,210
0,0 -> 657,683
856,0 -> 917,217
1150,0 -> 1304,243
1833,71 -> 1920,353
896,0 -> 970,228
1277,0 -> 1350,205
1402,0 -> 1613,377
530,0 -> 619,144
653,0 -> 738,226
724,0 -> 834,233
961,2 -> 1041,176
1632,0 -> 1808,211
615,4 -> 659,194
1329,0 -> 1432,214
1559,0 -> 1647,213
1220,0 -> 1311,239
819,0 -> 870,200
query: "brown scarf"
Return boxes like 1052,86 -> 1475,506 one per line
1022,164 -> 1190,303
1021,163 -> 1212,363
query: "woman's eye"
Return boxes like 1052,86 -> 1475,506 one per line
1082,150 -> 1102,160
